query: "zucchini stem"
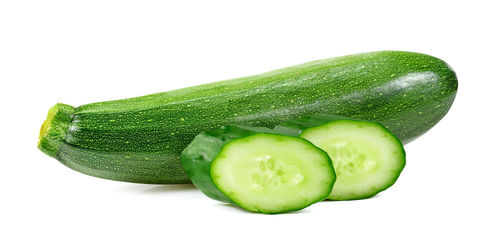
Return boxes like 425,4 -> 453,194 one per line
38,103 -> 75,158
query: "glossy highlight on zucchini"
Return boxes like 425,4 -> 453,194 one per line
38,51 -> 457,184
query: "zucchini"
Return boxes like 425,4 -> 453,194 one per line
181,125 -> 335,213
279,118 -> 406,200
38,51 -> 457,184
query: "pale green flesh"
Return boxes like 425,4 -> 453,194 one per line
300,120 -> 405,200
210,134 -> 334,213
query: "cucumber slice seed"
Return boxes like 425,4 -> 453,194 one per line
300,120 -> 406,200
211,133 -> 335,213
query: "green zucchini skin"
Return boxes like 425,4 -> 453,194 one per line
273,114 -> 351,136
38,51 -> 457,184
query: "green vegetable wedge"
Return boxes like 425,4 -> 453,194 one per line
181,125 -> 335,214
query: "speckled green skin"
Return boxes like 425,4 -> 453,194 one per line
38,51 -> 457,184
274,114 -> 352,136
181,125 -> 335,214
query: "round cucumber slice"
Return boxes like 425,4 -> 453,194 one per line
210,133 -> 335,214
300,120 -> 406,200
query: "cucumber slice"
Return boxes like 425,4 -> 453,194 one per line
182,125 -> 335,214
300,120 -> 406,200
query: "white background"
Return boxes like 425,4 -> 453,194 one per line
1,1 -> 499,251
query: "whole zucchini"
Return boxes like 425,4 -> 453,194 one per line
38,51 -> 457,184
